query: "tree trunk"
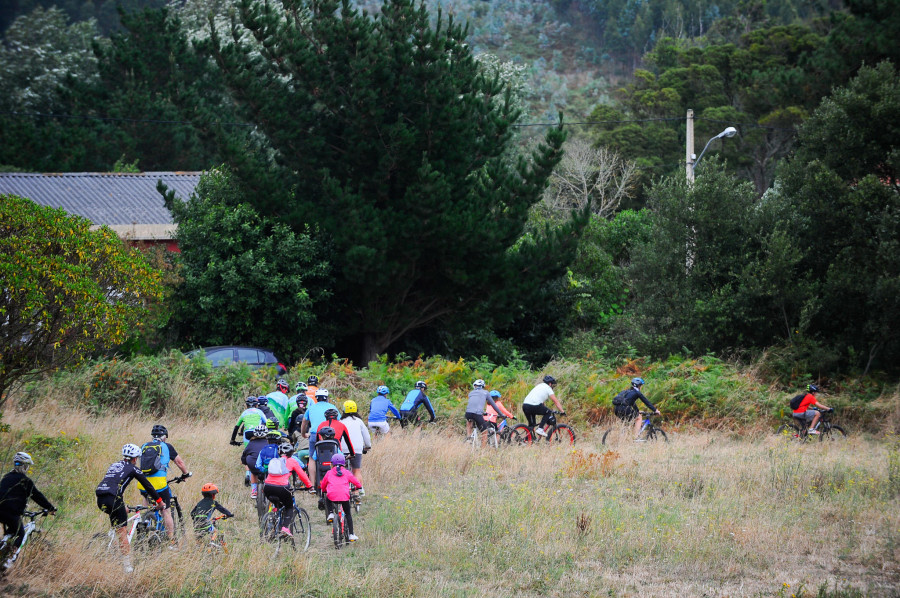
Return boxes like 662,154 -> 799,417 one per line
360,333 -> 381,367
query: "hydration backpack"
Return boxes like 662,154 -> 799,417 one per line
139,440 -> 169,475
268,456 -> 289,476
611,390 -> 630,406
789,394 -> 806,411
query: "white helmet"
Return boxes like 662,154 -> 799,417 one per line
473,379 -> 485,388
13,451 -> 33,466
122,443 -> 142,458
315,388 -> 329,398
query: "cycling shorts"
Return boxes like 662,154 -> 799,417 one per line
465,412 -> 490,432
614,404 -> 639,421
368,421 -> 390,435
347,453 -> 362,469
140,485 -> 172,509
96,494 -> 128,528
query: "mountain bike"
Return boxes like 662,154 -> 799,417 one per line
201,515 -> 230,554
779,409 -> 846,442
602,412 -> 668,444
90,504 -> 159,553
0,510 -> 51,576
261,488 -> 311,553
330,502 -> 350,549
143,474 -> 189,543
513,411 -> 576,445
350,489 -> 362,514
471,416 -> 530,447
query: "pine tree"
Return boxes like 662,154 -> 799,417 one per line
204,0 -> 585,363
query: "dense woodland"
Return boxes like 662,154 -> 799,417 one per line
1,0 -> 897,381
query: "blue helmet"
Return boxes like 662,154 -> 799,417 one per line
631,377 -> 645,387
245,396 -> 258,407
489,390 -> 502,399
256,396 -> 269,406
377,385 -> 389,395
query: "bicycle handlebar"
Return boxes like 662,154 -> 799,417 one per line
22,510 -> 50,519
167,473 -> 192,484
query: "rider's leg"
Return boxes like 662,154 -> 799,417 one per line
633,414 -> 644,438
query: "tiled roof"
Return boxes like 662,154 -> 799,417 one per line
0,172 -> 201,227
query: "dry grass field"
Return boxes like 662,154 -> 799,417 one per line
1,402 -> 898,597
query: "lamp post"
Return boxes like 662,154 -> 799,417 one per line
688,126 -> 737,181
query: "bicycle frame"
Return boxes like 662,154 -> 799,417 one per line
1,510 -> 48,572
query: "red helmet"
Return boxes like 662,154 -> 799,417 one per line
201,483 -> 219,494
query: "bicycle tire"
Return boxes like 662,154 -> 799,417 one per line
332,505 -> 344,549
548,424 -> 576,445
88,531 -> 116,554
819,425 -> 847,441
512,425 -> 533,445
262,510 -> 278,542
170,497 -> 184,540
294,508 -> 311,551
647,427 -> 668,442
256,488 -> 269,524
487,429 -> 500,448
775,422 -> 800,436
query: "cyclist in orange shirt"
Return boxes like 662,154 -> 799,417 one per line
484,390 -> 515,429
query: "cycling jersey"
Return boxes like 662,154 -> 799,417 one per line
232,408 -> 267,444
340,415 -> 371,455
792,393 -> 817,415
523,382 -> 555,406
257,404 -> 279,428
611,387 -> 656,412
466,388 -> 501,415
190,498 -> 233,532
0,471 -> 55,516
141,440 -> 177,491
264,456 -> 312,488
305,385 -> 319,403
320,466 -> 361,502
241,438 -> 268,472
399,389 -> 436,421
95,460 -> 160,502
317,419 -> 355,456
484,400 -> 514,424
368,396 -> 400,423
266,391 -> 290,425
303,400 -> 338,440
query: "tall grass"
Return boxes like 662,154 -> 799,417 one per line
1,398 -> 898,597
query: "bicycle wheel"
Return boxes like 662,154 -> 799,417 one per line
775,422 -> 800,437
647,427 -> 668,442
88,531 -> 116,554
548,424 -> 576,445
256,488 -> 269,524
294,508 -> 311,551
332,505 -> 344,549
262,510 -> 278,542
512,425 -> 533,445
487,430 -> 500,448
819,425 -> 847,441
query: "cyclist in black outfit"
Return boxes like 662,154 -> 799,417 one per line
612,377 -> 660,440
95,444 -> 163,572
0,452 -> 56,556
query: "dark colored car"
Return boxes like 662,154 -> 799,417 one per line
186,346 -> 287,376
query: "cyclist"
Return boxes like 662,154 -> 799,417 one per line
522,375 -> 566,438
301,389 -> 339,487
241,424 -> 269,499
465,379 -> 504,447
313,426 -> 342,510
368,385 -> 401,436
484,390 -> 515,429
230,396 -> 267,446
256,428 -> 290,482
139,425 -> 191,544
792,384 -> 831,435
305,375 -> 320,403
190,483 -> 233,537
288,395 -> 310,443
611,377 -> 659,441
288,382 -> 308,421
0,452 -> 56,567
266,379 -> 291,427
341,400 -> 371,495
95,444 -> 163,573
256,396 -> 280,430
320,453 -> 361,542
262,441 -> 313,538
399,381 -> 436,426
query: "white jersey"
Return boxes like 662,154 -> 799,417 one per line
522,382 -> 555,406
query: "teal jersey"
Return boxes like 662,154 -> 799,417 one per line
235,408 -> 266,444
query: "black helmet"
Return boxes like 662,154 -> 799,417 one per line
318,426 -> 335,440
807,384 -> 819,393
324,408 -> 339,420
542,375 -> 556,385
307,375 -> 319,385
151,424 -> 168,438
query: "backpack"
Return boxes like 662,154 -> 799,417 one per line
268,456 -> 289,476
789,394 -> 806,411
139,440 -> 170,475
611,389 -> 630,406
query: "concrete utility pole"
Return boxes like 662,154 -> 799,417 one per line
685,109 -> 695,183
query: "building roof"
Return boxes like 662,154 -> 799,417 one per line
0,172 -> 200,240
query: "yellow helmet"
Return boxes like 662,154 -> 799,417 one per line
343,400 -> 358,414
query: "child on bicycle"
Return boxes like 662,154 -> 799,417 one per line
320,453 -> 361,542
262,441 -> 314,538
0,452 -> 56,565
484,390 -> 515,430
190,483 -> 233,536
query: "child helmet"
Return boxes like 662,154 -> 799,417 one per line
331,453 -> 346,467
201,483 -> 218,494
278,441 -> 293,455
318,426 -> 335,440
253,424 -> 268,438
13,451 -> 33,466
266,429 -> 281,441
807,384 -> 820,392
489,390 -> 502,399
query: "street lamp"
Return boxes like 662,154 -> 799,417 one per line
691,126 -> 737,174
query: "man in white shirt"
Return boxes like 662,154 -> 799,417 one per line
522,375 -> 565,437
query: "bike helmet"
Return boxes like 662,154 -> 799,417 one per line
266,429 -> 281,441
318,426 -> 335,440
489,390 -> 502,399
276,379 -> 289,392
265,418 -> 279,430
245,396 -> 258,407
151,424 -> 168,438
542,375 -> 556,385
315,388 -> 330,399
257,396 -> 269,406
253,424 -> 268,438
278,441 -> 293,455
324,408 -> 340,420
201,483 -> 219,494
13,451 -> 33,466
473,379 -> 485,389
631,377 -> 645,387
122,443 -> 142,458
297,396 -> 309,408
343,400 -> 358,414
307,375 -> 319,386
415,380 -> 427,390
807,384 -> 820,393
331,453 -> 346,467
295,382 -> 308,392
376,385 -> 389,395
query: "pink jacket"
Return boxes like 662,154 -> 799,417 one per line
320,466 -> 361,502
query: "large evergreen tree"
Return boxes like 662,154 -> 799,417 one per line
204,0 -> 584,363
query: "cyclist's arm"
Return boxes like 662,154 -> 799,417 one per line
637,392 -> 658,413
485,394 -> 502,414
814,401 -> 831,410
361,422 -> 372,450
29,483 -> 55,512
343,430 -> 356,456
548,392 -> 564,413
388,405 -> 401,419
347,472 -> 363,490
230,423 -> 242,444
214,501 -> 234,518
132,471 -> 161,503
422,395 -> 436,421
289,460 -> 313,489
498,401 -> 514,418
172,454 -> 189,476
